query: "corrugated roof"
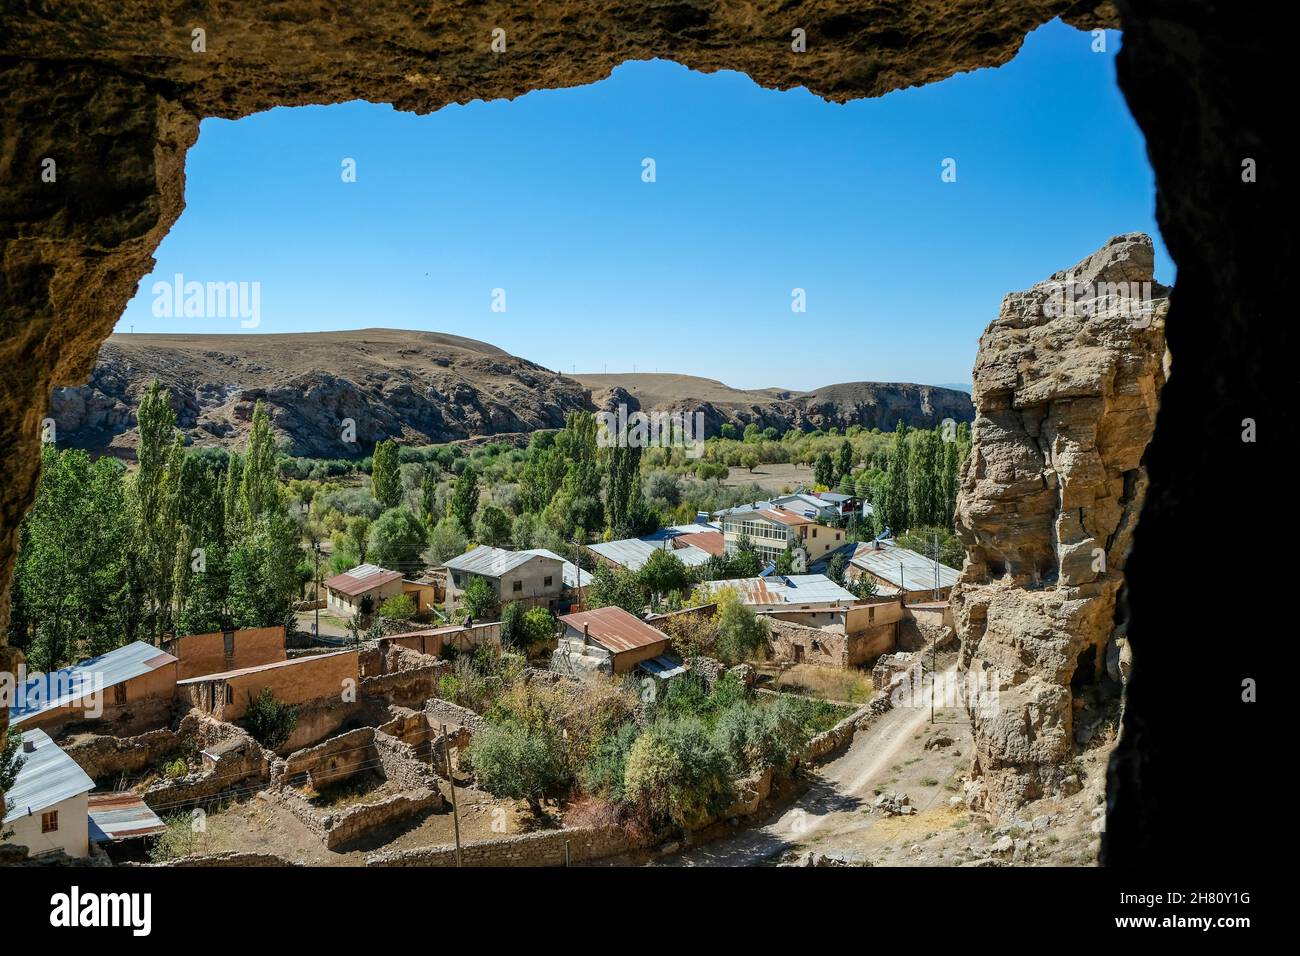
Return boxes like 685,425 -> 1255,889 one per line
759,508 -> 814,527
704,574 -> 858,606
443,545 -> 559,578
88,792 -> 167,842
323,563 -> 403,596
588,538 -> 712,572
520,549 -> 593,589
9,641 -> 177,726
3,729 -> 94,823
638,655 -> 688,679
560,606 -> 670,654
176,649 -> 356,685
850,541 -> 960,592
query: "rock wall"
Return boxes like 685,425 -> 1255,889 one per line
952,234 -> 1168,811
367,825 -> 633,868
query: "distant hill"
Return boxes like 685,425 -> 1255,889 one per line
578,372 -> 974,437
51,329 -> 975,458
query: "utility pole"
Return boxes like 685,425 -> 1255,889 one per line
442,723 -> 462,866
313,542 -> 321,640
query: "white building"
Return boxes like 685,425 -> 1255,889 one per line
2,728 -> 94,859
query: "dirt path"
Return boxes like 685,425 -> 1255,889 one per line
661,683 -> 954,867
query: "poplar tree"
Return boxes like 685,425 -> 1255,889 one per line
371,438 -> 402,509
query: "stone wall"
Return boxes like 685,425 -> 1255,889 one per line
60,725 -> 184,783
367,825 -> 632,867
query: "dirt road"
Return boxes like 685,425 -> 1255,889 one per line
660,681 -> 965,867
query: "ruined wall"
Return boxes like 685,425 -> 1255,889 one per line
952,233 -> 1168,811
367,825 -> 633,867
164,626 -> 286,681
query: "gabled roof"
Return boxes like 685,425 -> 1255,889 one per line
443,545 -> 559,579
704,574 -> 857,606
588,537 -> 713,572
9,641 -> 177,727
559,606 -> 670,654
3,729 -> 94,823
520,548 -> 593,589
850,541 -> 960,592
757,508 -> 814,527
323,563 -> 403,596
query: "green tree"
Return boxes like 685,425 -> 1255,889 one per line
468,719 -> 570,815
623,717 -> 732,829
908,428 -> 942,528
242,688 -> 298,750
344,515 -> 371,565
499,600 -> 526,649
227,511 -> 301,629
587,564 -> 645,615
371,439 -> 402,509
814,451 -> 835,488
475,504 -> 512,548
367,507 -> 427,573
419,465 -> 440,525
461,576 -> 498,619
240,400 -> 281,522
449,465 -> 480,537
714,587 -> 769,664
428,515 -> 469,565
128,381 -> 186,642
637,549 -> 690,603
837,439 -> 854,481
882,423 -> 911,533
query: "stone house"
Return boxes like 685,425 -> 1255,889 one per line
442,545 -> 565,617
551,606 -> 681,678
764,600 -> 904,668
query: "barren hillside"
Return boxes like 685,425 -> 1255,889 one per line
50,330 -> 974,458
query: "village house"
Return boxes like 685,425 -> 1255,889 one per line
718,507 -> 846,566
551,605 -> 683,679
769,492 -> 842,523
702,573 -> 858,612
2,728 -> 95,859
162,625 -> 287,681
763,600 -> 904,668
6,641 -> 178,738
816,539 -> 960,603
323,563 -> 405,616
442,545 -> 566,616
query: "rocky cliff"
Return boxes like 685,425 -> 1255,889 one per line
581,374 -> 974,437
951,234 -> 1169,812
50,329 -> 589,458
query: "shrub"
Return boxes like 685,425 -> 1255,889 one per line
623,717 -> 732,829
378,593 -> 416,620
461,576 -> 497,620
713,588 -> 769,664
467,719 -> 570,815
581,721 -> 640,802
243,688 -> 298,751
163,757 -> 189,780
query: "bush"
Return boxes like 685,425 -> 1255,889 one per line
623,717 -> 732,829
467,719 -> 571,815
580,721 -> 640,802
242,688 -> 298,750
713,588 -> 769,664
378,593 -> 416,620
499,601 -> 526,649
461,576 -> 497,620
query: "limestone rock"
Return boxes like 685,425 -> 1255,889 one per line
952,234 -> 1168,811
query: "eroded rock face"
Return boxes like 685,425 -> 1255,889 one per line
952,234 -> 1168,811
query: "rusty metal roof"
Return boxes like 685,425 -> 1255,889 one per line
88,792 -> 167,842
559,606 -> 670,654
323,563 -> 403,597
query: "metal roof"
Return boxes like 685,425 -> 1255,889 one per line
560,606 -> 671,654
850,541 -> 960,592
713,500 -> 775,517
757,508 -> 814,527
9,641 -> 177,726
3,728 -> 94,823
704,574 -> 858,606
323,563 -> 403,596
88,792 -> 167,842
588,537 -> 712,572
520,549 -> 593,589
637,655 -> 688,679
443,545 -> 558,578
773,493 -> 838,513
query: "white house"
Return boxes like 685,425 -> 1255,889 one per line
2,728 -> 94,859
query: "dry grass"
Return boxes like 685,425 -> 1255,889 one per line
762,663 -> 875,704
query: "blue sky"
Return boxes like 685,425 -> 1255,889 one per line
117,18 -> 1171,391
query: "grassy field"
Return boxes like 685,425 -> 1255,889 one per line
718,461 -> 816,494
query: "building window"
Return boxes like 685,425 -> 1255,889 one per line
512,580 -> 523,593
453,574 -> 462,587
41,810 -> 58,833
544,576 -> 553,587
812,528 -> 818,538
114,683 -> 126,706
